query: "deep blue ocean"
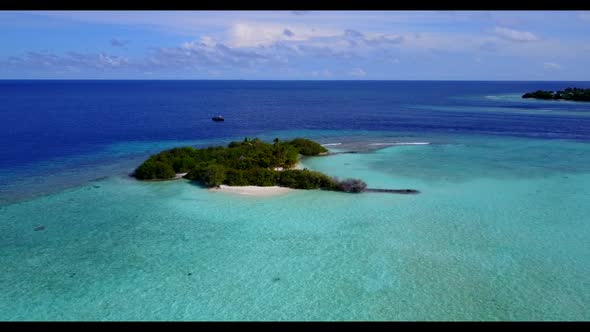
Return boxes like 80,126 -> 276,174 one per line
3,80 -> 590,168
1,81 -> 590,320
2,80 -> 590,205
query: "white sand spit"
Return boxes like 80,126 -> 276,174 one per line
209,185 -> 293,197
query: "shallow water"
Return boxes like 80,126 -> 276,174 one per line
1,81 -> 589,320
1,133 -> 589,320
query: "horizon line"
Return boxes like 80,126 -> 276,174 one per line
1,79 -> 590,82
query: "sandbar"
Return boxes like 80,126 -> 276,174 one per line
209,185 -> 293,197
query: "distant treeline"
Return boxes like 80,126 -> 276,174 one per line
133,138 -> 367,193
522,88 -> 590,102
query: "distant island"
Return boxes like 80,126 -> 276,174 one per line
522,88 -> 590,102
133,138 -> 368,193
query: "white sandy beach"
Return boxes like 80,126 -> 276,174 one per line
209,185 -> 293,197
207,162 -> 306,197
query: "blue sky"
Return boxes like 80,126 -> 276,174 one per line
1,11 -> 590,80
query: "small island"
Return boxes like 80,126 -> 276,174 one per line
133,138 -> 368,193
522,88 -> 590,102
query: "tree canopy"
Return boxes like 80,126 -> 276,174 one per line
133,138 -> 366,193
522,88 -> 590,102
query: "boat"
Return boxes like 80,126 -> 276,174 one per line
212,115 -> 224,122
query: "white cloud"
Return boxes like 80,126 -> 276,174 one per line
492,26 -> 539,42
30,11 -> 486,34
397,32 -> 482,54
150,38 -> 275,71
98,53 -> 127,67
199,36 -> 216,47
543,62 -> 561,70
1,51 -> 131,73
4,20 -> 586,79
349,68 -> 367,77
229,23 -> 339,47
222,24 -> 408,61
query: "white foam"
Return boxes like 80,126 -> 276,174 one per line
321,143 -> 342,146
369,142 -> 431,146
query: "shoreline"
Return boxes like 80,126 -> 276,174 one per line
137,173 -> 188,182
208,162 -> 305,197
209,185 -> 294,197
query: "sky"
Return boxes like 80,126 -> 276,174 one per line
1,10 -> 590,80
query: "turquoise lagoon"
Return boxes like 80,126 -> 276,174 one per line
1,131 -> 589,321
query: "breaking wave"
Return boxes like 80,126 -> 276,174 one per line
369,142 -> 431,146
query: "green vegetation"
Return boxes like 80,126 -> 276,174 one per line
287,138 -> 329,155
277,169 -> 337,190
522,88 -> 590,102
133,138 -> 366,193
